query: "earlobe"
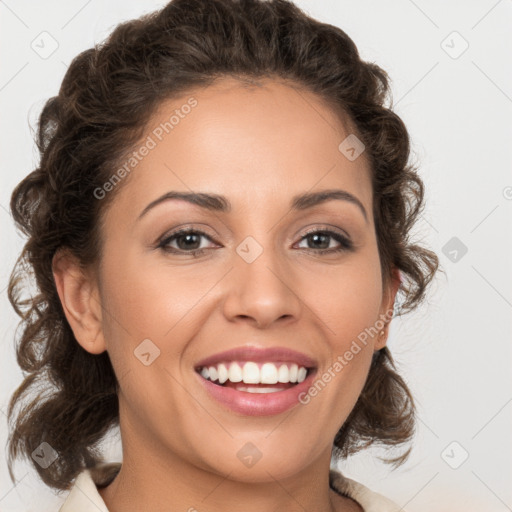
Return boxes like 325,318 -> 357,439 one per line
52,249 -> 106,355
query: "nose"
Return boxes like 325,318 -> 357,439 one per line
221,240 -> 302,329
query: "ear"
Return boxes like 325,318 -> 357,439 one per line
52,248 -> 106,355
374,267 -> 401,351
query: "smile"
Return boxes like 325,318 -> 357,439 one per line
197,361 -> 310,390
195,363 -> 317,416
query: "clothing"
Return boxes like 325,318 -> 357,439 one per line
59,462 -> 405,512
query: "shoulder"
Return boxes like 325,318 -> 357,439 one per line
329,467 -> 406,512
59,462 -> 120,512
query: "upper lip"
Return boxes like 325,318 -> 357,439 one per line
195,346 -> 318,370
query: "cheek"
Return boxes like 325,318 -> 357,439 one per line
96,244 -> 218,393
99,248 -> 202,340
303,247 -> 383,405
309,249 -> 384,342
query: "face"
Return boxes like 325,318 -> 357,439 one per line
63,77 -> 398,483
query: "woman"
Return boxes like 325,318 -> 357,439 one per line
7,0 -> 439,510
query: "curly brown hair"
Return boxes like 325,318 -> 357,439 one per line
7,0 -> 439,492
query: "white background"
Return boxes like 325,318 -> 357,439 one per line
1,1 -> 511,511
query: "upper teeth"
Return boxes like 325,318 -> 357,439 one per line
199,362 -> 308,384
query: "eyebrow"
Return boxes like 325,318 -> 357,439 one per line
137,188 -> 368,222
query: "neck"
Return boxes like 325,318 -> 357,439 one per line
98,439 -> 361,512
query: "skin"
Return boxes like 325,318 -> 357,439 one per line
53,77 -> 399,512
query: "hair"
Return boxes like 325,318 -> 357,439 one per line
7,0 -> 439,492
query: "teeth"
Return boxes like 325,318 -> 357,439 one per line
208,366 -> 218,382
289,364 -> 298,383
260,363 -> 278,384
243,362 -> 260,384
217,363 -> 229,384
228,362 -> 243,383
278,364 -> 289,383
198,361 -> 310,385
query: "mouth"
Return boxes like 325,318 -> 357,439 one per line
194,361 -> 314,393
193,346 -> 318,416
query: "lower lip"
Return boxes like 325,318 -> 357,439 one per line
196,369 -> 317,416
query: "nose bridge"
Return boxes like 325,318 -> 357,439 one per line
222,229 -> 300,327
236,232 -> 284,288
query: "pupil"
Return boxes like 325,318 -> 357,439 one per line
310,233 -> 329,249
179,234 -> 200,250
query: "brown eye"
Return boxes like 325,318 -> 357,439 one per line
296,229 -> 353,254
158,229 -> 216,256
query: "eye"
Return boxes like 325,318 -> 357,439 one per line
157,228 -> 217,256
295,228 -> 353,254
156,227 -> 354,257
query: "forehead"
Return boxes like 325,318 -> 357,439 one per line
108,77 -> 372,220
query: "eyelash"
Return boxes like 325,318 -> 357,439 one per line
156,227 -> 354,257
